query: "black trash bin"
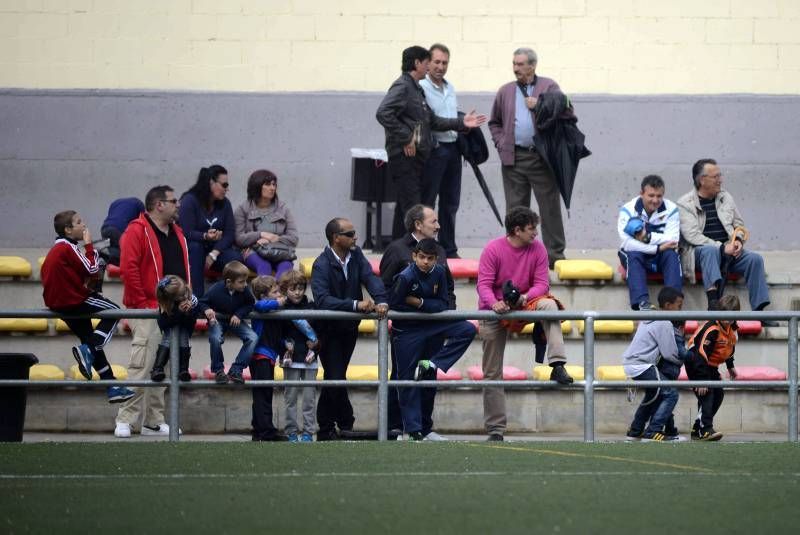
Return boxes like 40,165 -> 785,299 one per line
0,353 -> 39,442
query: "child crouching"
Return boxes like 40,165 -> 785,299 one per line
151,275 -> 197,382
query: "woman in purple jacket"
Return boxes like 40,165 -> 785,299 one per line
179,164 -> 243,296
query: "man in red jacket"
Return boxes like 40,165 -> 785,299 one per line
114,185 -> 190,438
42,210 -> 135,404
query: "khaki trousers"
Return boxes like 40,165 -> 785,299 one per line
115,318 -> 166,428
501,148 -> 566,265
480,298 -> 566,435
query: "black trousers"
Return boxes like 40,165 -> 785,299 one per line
685,354 -> 725,430
389,153 -> 426,240
249,359 -> 278,439
388,336 -> 441,434
317,327 -> 358,434
53,293 -> 120,379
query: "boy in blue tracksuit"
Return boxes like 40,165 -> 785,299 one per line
389,238 -> 476,441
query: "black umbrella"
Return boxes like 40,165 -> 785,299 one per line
457,121 -> 503,226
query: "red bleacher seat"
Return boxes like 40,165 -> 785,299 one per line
684,320 -> 762,336
677,365 -> 783,381
447,258 -> 479,279
466,365 -> 527,380
437,368 -> 463,381
194,319 -> 208,332
205,268 -> 222,280
618,265 -> 740,283
106,264 -> 121,278
369,258 -> 380,276
202,365 -> 252,381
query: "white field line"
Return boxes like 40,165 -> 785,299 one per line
1,471 -> 799,480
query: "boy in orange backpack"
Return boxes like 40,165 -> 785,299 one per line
685,295 -> 740,441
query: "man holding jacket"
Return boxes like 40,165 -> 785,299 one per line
376,45 -> 485,240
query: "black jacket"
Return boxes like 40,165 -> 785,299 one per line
197,281 -> 255,320
379,233 -> 456,309
376,73 -> 464,159
532,91 -> 591,211
311,246 -> 388,332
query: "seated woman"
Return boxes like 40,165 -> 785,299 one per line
234,169 -> 298,279
179,164 -> 242,296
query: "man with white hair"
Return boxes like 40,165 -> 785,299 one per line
489,47 -> 565,268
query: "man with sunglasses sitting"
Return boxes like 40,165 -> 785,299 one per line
311,218 -> 389,440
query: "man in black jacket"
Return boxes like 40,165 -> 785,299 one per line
379,204 -> 456,440
311,217 -> 389,440
376,45 -> 486,240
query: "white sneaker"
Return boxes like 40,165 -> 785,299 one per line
114,422 -> 131,438
141,423 -> 181,436
423,431 -> 448,441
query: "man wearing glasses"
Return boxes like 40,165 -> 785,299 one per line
114,185 -> 191,438
678,159 -> 771,317
311,218 -> 389,440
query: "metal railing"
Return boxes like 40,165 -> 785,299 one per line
1,308 -> 798,443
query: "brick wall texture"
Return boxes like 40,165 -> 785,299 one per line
1,0 -> 799,93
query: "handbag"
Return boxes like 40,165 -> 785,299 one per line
252,241 -> 296,262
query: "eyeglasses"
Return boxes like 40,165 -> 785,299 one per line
337,230 -> 357,238
160,198 -> 179,205
216,181 -> 230,189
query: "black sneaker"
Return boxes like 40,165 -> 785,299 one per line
690,421 -> 701,440
625,429 -> 644,441
214,370 -> 229,384
227,370 -> 245,384
697,428 -> 723,441
638,301 -> 654,311
407,432 -> 424,441
316,430 -> 339,442
641,431 -> 666,442
550,365 -> 574,385
487,433 -> 504,442
414,360 -> 437,381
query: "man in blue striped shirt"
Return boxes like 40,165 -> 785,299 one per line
419,43 -> 463,259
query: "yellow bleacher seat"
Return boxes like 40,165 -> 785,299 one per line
299,257 -> 315,278
533,365 -> 585,381
346,364 -> 386,381
0,256 -> 33,278
29,364 -> 65,381
519,320 -> 573,335
70,364 -> 128,380
0,318 -> 49,332
274,366 -> 324,380
576,320 -> 635,335
597,365 -> 628,380
553,259 -> 613,281
358,320 -> 376,334
55,318 -> 100,332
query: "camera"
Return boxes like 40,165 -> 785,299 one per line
502,280 -> 521,307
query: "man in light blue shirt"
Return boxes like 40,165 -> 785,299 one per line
419,43 -> 463,259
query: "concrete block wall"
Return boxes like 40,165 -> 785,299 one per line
1,0 -> 800,93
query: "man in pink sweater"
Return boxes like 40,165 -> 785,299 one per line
477,206 -> 572,441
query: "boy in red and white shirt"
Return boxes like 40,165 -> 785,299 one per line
41,210 -> 134,404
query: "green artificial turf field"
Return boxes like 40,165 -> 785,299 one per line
2,441 -> 799,534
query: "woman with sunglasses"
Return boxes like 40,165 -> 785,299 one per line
179,164 -> 243,296
234,169 -> 299,279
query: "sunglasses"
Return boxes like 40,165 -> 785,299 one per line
216,181 -> 230,189
337,230 -> 357,238
160,198 -> 178,204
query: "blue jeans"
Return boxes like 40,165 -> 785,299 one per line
421,142 -> 462,257
629,366 -> 679,435
392,320 -> 476,434
694,245 -> 770,309
208,320 -> 258,374
618,249 -> 682,308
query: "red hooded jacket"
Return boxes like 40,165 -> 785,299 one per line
120,213 -> 190,309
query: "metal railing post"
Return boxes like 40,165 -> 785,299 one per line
583,314 -> 595,443
168,328 -> 180,442
789,317 -> 798,443
377,316 -> 389,441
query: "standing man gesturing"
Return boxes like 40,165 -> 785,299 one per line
377,45 -> 486,240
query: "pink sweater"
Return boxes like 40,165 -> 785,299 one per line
477,236 -> 550,310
